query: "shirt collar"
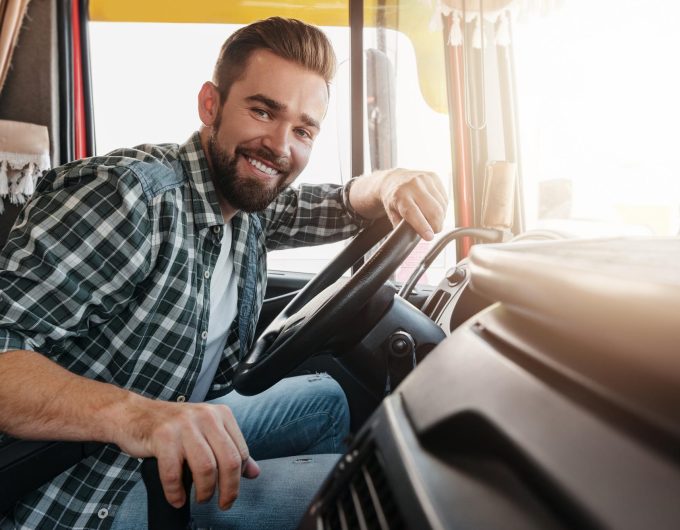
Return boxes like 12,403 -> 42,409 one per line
178,131 -> 224,231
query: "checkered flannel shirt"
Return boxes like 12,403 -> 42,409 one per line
0,132 -> 364,529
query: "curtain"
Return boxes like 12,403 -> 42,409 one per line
0,119 -> 49,214
0,0 -> 31,94
424,0 -> 565,47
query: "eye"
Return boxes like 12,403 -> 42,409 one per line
251,108 -> 271,120
295,128 -> 313,140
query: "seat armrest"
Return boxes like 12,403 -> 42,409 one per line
0,437 -> 102,513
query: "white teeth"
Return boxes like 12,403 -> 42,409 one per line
246,156 -> 279,176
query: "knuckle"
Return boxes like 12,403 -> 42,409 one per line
217,404 -> 235,421
223,451 -> 243,474
162,471 -> 181,487
399,204 -> 415,217
195,459 -> 216,478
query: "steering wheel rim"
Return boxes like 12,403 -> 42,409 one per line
233,218 -> 421,395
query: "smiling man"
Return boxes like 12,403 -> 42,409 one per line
0,17 -> 446,530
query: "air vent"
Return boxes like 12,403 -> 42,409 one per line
319,447 -> 406,530
422,289 -> 452,321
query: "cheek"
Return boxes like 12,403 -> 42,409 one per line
217,113 -> 257,146
291,143 -> 313,171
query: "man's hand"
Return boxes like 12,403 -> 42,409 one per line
348,168 -> 448,241
114,396 -> 260,510
0,350 -> 259,511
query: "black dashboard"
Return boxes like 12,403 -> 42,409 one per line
299,236 -> 680,530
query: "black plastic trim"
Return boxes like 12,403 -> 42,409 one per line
79,0 -> 96,156
57,0 -> 74,164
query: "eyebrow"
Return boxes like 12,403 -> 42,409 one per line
246,93 -> 320,131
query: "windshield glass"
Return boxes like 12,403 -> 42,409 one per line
513,0 -> 680,236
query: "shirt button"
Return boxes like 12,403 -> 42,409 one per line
204,270 -> 210,279
176,395 -> 186,403
201,330 -> 208,340
97,508 -> 109,519
213,226 -> 221,234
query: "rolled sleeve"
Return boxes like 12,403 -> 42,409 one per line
260,183 -> 370,251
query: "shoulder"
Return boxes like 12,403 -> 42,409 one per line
38,143 -> 188,203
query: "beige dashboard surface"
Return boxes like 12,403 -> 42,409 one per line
468,237 -> 680,431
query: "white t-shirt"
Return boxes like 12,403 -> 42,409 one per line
189,224 -> 238,402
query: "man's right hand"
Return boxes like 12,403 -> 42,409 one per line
0,350 -> 258,510
113,396 -> 260,510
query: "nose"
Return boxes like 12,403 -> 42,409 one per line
262,123 -> 292,158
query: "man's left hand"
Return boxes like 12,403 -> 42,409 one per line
348,168 -> 448,241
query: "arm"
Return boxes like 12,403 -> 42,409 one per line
0,350 -> 259,509
261,182 -> 367,250
0,163 -> 256,510
0,349 -> 258,509
261,168 -> 448,250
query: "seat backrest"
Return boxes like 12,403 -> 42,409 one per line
0,202 -> 21,250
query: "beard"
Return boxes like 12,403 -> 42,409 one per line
207,133 -> 292,213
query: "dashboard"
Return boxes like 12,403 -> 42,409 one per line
299,236 -> 680,530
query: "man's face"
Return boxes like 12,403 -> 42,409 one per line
207,49 -> 329,212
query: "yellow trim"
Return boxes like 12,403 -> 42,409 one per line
88,0 -> 447,113
89,0 -> 352,25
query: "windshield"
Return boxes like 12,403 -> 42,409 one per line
513,0 -> 680,236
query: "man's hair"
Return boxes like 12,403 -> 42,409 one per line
212,17 -> 336,103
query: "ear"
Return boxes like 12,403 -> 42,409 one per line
198,81 -> 221,127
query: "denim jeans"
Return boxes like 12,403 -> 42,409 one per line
111,374 -> 349,530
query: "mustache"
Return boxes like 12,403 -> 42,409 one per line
236,147 -> 291,175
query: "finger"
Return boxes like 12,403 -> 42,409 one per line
424,175 -> 448,211
218,405 -> 249,463
386,207 -> 401,228
157,450 -> 187,509
397,199 -> 434,240
212,406 -> 252,509
427,172 -> 448,205
409,180 -> 447,233
184,432 -> 219,504
209,432 -> 242,510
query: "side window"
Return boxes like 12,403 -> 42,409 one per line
513,0 -> 680,236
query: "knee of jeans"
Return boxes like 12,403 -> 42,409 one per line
314,375 -> 350,438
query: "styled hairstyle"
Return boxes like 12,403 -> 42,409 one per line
212,17 -> 336,103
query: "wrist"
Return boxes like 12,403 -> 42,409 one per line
102,388 -> 151,449
342,176 -> 365,222
345,172 -> 386,220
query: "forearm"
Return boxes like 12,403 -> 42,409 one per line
0,348 -> 258,507
0,349 -> 142,445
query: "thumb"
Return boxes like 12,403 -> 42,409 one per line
241,457 -> 261,479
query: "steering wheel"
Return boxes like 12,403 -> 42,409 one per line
233,217 -> 421,395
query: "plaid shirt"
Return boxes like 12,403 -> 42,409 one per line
0,132 -> 363,529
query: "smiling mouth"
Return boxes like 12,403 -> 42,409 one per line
245,155 -> 282,177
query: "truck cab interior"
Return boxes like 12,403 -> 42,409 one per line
1,1 -> 679,529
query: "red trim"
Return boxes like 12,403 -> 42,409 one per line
444,19 -> 473,257
71,1 -> 87,159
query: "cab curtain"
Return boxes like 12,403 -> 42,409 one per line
0,0 -> 30,94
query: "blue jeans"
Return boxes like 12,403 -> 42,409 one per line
111,374 -> 349,530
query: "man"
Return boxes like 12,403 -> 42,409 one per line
0,17 -> 446,529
